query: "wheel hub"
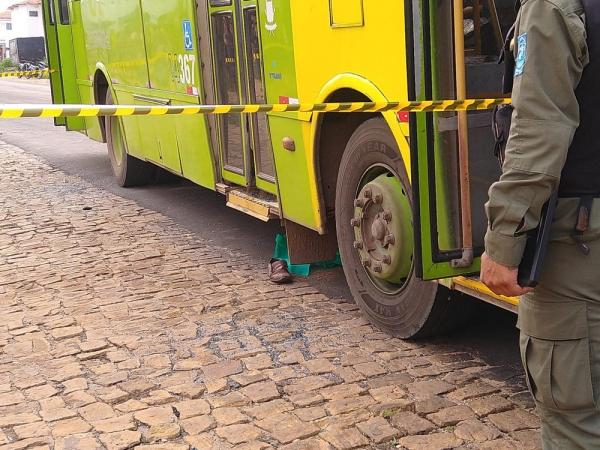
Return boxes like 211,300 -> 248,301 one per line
371,219 -> 387,241
351,173 -> 413,284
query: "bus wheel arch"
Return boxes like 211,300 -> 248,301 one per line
314,88 -> 377,231
93,69 -> 110,143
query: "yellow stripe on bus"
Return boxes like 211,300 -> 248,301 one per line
0,98 -> 512,119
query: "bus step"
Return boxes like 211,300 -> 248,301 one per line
226,189 -> 280,222
216,183 -> 236,194
450,276 -> 518,313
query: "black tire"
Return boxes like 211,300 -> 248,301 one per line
335,118 -> 468,339
105,91 -> 155,187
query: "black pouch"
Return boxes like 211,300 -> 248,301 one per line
492,23 -> 516,167
492,104 -> 513,167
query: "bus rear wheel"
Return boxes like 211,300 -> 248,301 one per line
105,91 -> 154,187
335,118 -> 461,339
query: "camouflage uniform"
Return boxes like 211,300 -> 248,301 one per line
485,0 -> 600,448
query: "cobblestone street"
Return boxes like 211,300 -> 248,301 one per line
0,142 -> 541,449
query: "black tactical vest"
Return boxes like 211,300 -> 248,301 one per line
559,0 -> 600,197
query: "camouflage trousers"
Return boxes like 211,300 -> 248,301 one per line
518,236 -> 600,450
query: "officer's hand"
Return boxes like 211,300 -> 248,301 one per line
480,252 -> 534,297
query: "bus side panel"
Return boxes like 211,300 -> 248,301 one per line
140,0 -> 200,95
82,0 -> 149,87
71,0 -> 102,141
270,116 -> 316,228
81,0 -> 148,88
132,113 -> 163,167
138,0 -> 215,188
42,0 -> 66,126
176,112 -> 216,190
52,0 -> 85,131
291,0 -> 408,113
81,0 -> 150,158
261,0 -> 319,230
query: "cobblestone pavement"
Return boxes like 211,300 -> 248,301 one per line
0,142 -> 541,450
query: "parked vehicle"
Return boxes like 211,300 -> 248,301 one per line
34,60 -> 47,78
9,37 -> 46,66
43,0 -> 518,338
18,61 -> 36,78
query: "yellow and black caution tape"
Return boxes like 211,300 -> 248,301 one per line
0,98 -> 511,119
0,69 -> 52,78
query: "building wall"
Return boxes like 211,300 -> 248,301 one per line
11,4 -> 43,38
0,18 -> 16,50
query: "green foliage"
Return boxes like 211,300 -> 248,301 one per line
0,58 -> 17,72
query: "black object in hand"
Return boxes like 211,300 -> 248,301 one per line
517,191 -> 559,288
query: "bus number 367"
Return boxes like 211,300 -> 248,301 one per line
168,53 -> 195,85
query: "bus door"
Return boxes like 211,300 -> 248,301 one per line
206,0 -> 276,194
42,0 -> 85,131
408,0 -> 515,281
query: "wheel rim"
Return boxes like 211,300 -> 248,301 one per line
110,117 -> 125,168
350,165 -> 414,294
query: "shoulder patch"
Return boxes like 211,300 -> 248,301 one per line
515,33 -> 528,77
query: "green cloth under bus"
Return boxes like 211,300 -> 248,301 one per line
273,233 -> 341,277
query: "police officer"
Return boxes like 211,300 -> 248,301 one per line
480,0 -> 600,447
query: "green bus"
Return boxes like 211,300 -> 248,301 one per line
43,0 -> 517,338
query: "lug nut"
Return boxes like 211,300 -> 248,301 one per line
354,199 -> 365,208
383,211 -> 392,222
374,194 -> 383,204
350,218 -> 361,227
373,264 -> 383,273
384,234 -> 396,246
363,189 -> 372,199
383,255 -> 392,265
362,258 -> 371,268
353,241 -> 363,250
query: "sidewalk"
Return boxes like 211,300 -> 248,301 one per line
0,142 -> 540,449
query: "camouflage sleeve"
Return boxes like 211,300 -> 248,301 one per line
484,0 -> 588,268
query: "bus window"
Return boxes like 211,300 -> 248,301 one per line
464,0 -> 516,59
58,0 -> 69,25
212,12 -> 245,175
464,0 -> 517,99
243,7 -> 275,181
46,0 -> 55,25
463,0 -> 503,59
